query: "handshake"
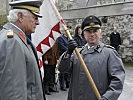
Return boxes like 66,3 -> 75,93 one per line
67,39 -> 78,55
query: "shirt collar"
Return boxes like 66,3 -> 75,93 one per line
87,44 -> 94,50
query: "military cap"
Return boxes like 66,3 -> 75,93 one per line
81,15 -> 102,31
9,0 -> 42,18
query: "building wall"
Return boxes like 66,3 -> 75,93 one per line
56,0 -> 133,10
102,15 -> 133,62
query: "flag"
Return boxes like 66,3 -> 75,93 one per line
31,0 -> 61,78
32,0 -> 61,57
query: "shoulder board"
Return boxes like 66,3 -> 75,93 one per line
104,45 -> 115,49
7,30 -> 14,38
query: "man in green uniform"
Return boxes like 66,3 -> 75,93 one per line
58,15 -> 125,100
0,0 -> 46,100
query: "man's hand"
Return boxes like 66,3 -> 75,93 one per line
67,39 -> 78,55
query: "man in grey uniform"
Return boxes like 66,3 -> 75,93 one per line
58,15 -> 125,100
0,0 -> 46,100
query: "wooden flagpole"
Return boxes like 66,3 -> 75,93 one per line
49,0 -> 101,99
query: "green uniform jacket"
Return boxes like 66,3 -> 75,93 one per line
59,42 -> 125,100
0,23 -> 44,100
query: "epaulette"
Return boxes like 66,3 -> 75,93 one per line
7,29 -> 14,38
104,45 -> 115,49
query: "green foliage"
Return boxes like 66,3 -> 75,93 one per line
0,14 -> 8,26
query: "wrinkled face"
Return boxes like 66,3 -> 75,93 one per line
18,11 -> 39,34
83,28 -> 101,46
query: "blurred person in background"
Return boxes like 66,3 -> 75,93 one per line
56,31 -> 71,91
73,24 -> 86,47
110,27 -> 121,52
42,41 -> 59,95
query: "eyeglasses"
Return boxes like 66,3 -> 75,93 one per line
85,29 -> 99,33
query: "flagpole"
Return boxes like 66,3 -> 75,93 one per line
49,0 -> 101,99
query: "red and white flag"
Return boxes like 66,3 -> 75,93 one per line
32,0 -> 62,78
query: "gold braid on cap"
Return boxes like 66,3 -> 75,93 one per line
13,5 -> 40,13
83,24 -> 101,31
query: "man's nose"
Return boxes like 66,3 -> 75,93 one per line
36,19 -> 39,25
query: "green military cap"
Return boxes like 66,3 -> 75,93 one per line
81,15 -> 102,31
9,0 -> 43,18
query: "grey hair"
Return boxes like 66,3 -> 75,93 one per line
7,9 -> 29,22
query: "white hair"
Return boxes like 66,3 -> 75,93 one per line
7,9 -> 29,22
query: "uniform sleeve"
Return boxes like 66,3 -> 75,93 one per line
58,52 -> 72,73
0,38 -> 27,100
102,50 -> 125,100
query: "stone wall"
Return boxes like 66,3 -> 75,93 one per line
55,0 -> 133,10
65,15 -> 133,62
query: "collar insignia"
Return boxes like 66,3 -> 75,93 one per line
18,32 -> 27,42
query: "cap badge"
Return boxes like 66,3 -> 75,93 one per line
90,16 -> 93,19
90,23 -> 95,27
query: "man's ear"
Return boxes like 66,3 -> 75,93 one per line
17,12 -> 23,23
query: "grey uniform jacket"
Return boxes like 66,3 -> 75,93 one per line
58,42 -> 125,100
0,23 -> 44,100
